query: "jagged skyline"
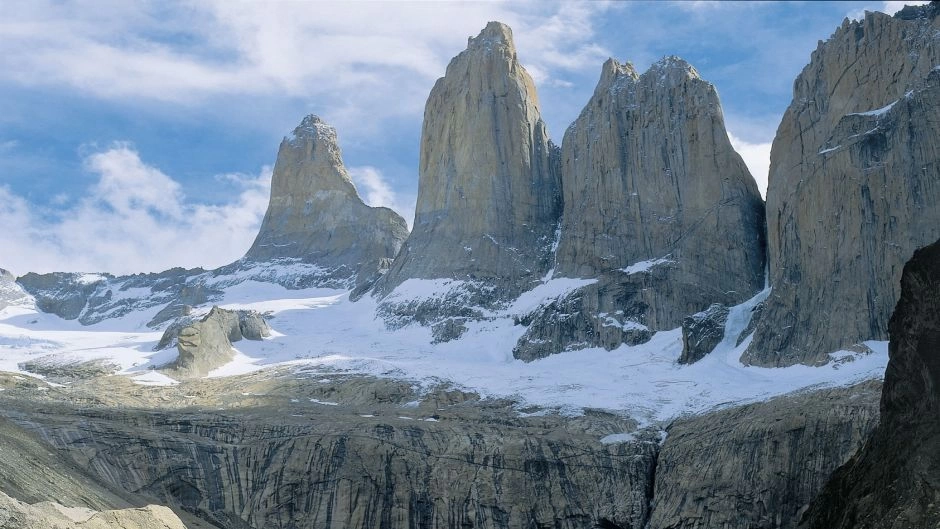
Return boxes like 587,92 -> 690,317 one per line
0,0 -> 925,275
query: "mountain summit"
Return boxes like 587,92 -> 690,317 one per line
245,115 -> 408,287
373,21 -> 561,302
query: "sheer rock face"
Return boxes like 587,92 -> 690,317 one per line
556,57 -> 765,285
650,382 -> 881,529
374,22 -> 562,309
245,115 -> 409,287
5,378 -> 658,529
799,237 -> 940,529
515,57 -> 765,359
745,5 -> 940,366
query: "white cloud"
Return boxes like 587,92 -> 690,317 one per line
0,2 -> 610,107
348,166 -> 416,229
0,145 -> 271,275
728,133 -> 771,198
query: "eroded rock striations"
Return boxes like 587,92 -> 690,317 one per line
745,4 -> 940,366
650,382 -> 880,529
372,22 -> 561,325
515,57 -> 766,360
245,115 -> 409,287
800,236 -> 940,529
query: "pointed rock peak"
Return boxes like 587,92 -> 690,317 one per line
468,21 -> 515,53
644,55 -> 702,85
597,58 -> 639,90
288,114 -> 337,145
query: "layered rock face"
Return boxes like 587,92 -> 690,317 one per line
800,238 -> 940,528
373,22 -> 561,313
745,5 -> 940,366
0,370 -> 881,529
245,115 -> 409,286
650,382 -> 880,529
515,58 -> 765,360
3,375 -> 657,529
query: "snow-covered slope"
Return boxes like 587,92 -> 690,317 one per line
0,269 -> 888,425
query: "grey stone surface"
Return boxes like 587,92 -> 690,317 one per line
800,233 -> 940,529
679,303 -> 729,364
513,275 -> 655,362
374,22 -> 562,314
3,374 -> 658,529
167,306 -> 270,378
745,7 -> 940,366
650,382 -> 881,529
517,57 -> 765,359
245,115 -> 408,287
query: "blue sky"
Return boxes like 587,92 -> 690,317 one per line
0,0 -> 922,275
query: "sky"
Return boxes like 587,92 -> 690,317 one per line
0,0 -> 926,276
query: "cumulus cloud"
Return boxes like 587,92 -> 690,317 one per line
728,133 -> 772,198
348,166 -> 417,228
0,145 -> 271,276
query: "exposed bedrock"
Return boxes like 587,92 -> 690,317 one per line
373,21 -> 562,322
745,4 -> 940,366
516,56 -> 765,359
800,234 -> 940,528
245,115 -> 409,287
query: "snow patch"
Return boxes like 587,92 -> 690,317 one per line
131,371 -> 179,386
620,256 -> 673,275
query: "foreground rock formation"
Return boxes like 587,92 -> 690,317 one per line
745,4 -> 940,366
0,491 -> 188,529
245,115 -> 409,286
373,22 -> 561,323
514,57 -> 765,360
800,238 -> 940,528
0,368 -> 879,529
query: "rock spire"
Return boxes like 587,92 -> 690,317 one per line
245,115 -> 409,287
373,21 -> 561,305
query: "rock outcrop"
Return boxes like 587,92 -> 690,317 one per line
167,306 -> 270,378
0,491 -> 188,529
799,237 -> 940,528
650,381 -> 880,529
373,22 -> 561,321
679,303 -> 729,364
745,4 -> 940,366
245,115 -> 409,287
515,57 -> 765,360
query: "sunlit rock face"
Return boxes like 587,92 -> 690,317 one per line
745,5 -> 940,366
373,22 -> 562,320
245,115 -> 409,287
